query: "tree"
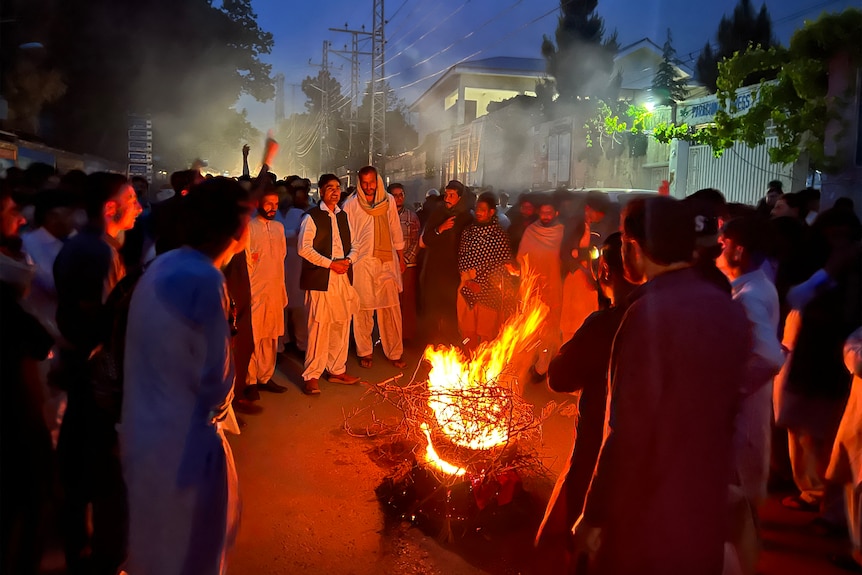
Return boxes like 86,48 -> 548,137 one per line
540,0 -> 619,104
655,9 -> 862,172
696,0 -> 777,92
299,69 -> 350,172
5,0 -> 274,171
352,81 -> 417,168
652,29 -> 687,106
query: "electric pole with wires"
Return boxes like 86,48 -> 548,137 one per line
369,0 -> 386,170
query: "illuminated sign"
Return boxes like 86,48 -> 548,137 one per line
678,83 -> 771,126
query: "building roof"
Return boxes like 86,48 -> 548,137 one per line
453,56 -> 547,75
409,57 -> 548,111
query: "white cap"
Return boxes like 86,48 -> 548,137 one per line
155,188 -> 176,203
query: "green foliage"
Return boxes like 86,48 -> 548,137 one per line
712,9 -> 862,170
540,0 -> 619,103
652,29 -> 688,105
353,81 -> 417,166
696,0 -> 777,92
653,8 -> 862,171
4,0 -> 274,171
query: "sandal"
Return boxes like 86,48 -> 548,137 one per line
359,356 -> 373,369
391,358 -> 407,369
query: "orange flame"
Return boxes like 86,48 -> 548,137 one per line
421,264 -> 548,471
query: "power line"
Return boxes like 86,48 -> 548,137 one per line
378,0 -> 472,73
388,0 -> 412,23
382,0 -> 526,83
385,1 -> 435,48
395,0 -> 576,90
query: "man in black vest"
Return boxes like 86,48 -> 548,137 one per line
297,174 -> 361,395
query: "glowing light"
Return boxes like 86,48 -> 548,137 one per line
421,263 -> 548,466
421,423 -> 466,476
644,101 -> 656,112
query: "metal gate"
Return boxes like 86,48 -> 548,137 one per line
687,137 -> 793,205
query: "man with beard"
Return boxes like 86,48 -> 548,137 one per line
245,188 -> 288,394
421,179 -> 473,344
298,174 -> 361,394
517,198 -> 564,380
456,191 -> 512,347
343,166 -> 406,369
391,183 -> 421,343
573,196 -> 750,575
507,192 -> 538,252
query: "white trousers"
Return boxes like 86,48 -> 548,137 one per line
303,318 -> 351,381
353,306 -> 403,360
279,305 -> 309,352
247,338 -> 277,385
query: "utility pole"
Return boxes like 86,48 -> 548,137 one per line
307,41 -> 332,175
274,73 -> 285,125
369,0 -> 386,170
330,25 -> 372,167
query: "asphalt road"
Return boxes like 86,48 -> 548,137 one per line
227,340 -> 855,575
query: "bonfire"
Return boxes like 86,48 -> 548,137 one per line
346,263 -> 560,535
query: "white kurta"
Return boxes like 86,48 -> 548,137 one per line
298,204 -> 359,380
246,216 -> 288,340
730,269 -> 786,504
341,192 -> 404,310
120,247 -> 239,575
22,226 -> 65,335
275,208 -> 306,309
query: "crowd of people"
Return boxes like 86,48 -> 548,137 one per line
1,150 -> 860,575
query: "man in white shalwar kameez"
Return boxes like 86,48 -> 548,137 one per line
297,174 -> 360,394
120,178 -> 249,575
717,217 -> 786,575
342,166 -> 407,369
245,188 -> 288,393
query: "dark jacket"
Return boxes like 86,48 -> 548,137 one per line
583,266 -> 750,575
224,251 -> 254,394
299,205 -> 352,291
420,200 -> 472,311
547,304 -> 628,526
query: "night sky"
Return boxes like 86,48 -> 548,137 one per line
239,0 -> 860,130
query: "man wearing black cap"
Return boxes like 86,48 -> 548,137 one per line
573,196 -> 750,575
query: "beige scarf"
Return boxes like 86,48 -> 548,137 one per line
356,173 -> 393,262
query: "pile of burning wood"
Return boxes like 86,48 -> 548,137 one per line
345,267 -> 562,537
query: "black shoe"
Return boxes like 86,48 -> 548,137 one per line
233,398 -> 263,415
258,379 -> 288,393
243,385 -> 261,401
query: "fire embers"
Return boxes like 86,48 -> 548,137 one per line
351,265 -> 557,538
374,454 -> 527,539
